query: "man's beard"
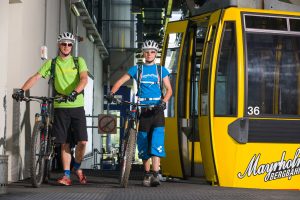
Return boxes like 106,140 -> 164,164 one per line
60,49 -> 70,57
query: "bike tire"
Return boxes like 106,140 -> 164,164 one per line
43,156 -> 53,183
30,121 -> 46,187
43,133 -> 53,183
119,128 -> 137,188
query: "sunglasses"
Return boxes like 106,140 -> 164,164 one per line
60,42 -> 73,47
144,50 -> 157,54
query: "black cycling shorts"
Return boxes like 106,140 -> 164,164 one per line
139,109 -> 165,132
52,107 -> 88,144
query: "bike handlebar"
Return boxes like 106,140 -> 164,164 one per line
104,95 -> 153,107
22,95 -> 68,103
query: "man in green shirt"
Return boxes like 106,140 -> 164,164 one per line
12,32 -> 88,186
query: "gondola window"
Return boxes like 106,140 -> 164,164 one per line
215,22 -> 237,116
245,14 -> 300,116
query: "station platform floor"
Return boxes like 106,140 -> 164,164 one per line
1,169 -> 299,200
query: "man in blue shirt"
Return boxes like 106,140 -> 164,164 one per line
108,40 -> 172,187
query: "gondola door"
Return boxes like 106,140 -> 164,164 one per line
198,10 -> 223,184
160,20 -> 188,178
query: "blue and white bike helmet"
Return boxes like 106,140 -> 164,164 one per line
142,40 -> 159,52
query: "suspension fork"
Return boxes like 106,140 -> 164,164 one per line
39,103 -> 50,155
34,113 -> 40,122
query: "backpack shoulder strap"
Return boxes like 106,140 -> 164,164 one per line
50,57 -> 57,80
49,57 -> 58,96
73,56 -> 79,75
157,65 -> 164,97
73,56 -> 84,95
136,64 -> 142,96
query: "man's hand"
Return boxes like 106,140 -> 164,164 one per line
106,92 -> 115,103
158,100 -> 166,111
68,90 -> 78,102
12,89 -> 25,102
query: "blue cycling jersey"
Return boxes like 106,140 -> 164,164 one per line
127,64 -> 169,105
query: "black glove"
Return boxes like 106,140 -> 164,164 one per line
12,89 -> 25,102
158,100 -> 166,111
68,90 -> 78,102
106,92 -> 115,103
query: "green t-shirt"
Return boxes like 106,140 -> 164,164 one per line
38,56 -> 88,108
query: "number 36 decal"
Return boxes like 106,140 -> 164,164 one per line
247,106 -> 260,115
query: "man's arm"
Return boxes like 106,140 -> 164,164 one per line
162,76 -> 172,103
110,73 -> 131,94
21,73 -> 42,91
74,71 -> 88,93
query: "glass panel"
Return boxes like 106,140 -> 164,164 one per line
193,25 -> 208,116
84,76 -> 94,154
246,32 -> 300,116
245,15 -> 287,31
164,33 -> 183,117
200,26 -> 216,115
290,19 -> 300,32
215,22 -> 237,116
178,32 -> 189,118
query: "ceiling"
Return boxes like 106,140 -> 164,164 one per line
131,0 -> 170,51
131,0 -> 208,50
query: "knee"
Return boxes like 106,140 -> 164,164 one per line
61,143 -> 70,150
77,141 -> 87,148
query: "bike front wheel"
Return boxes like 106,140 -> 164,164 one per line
30,121 -> 47,187
119,128 -> 137,188
43,130 -> 54,183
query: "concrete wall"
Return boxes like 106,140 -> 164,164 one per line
0,1 -> 9,157
1,0 -> 105,182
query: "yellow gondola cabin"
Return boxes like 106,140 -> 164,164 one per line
160,0 -> 300,189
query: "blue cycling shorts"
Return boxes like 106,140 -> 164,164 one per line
137,127 -> 166,160
137,109 -> 166,160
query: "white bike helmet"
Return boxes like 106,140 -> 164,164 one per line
142,40 -> 159,51
57,32 -> 76,43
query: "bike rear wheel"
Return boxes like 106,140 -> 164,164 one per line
30,121 -> 47,187
119,128 -> 137,188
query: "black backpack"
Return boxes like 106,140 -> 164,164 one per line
49,56 -> 82,95
136,64 -> 164,98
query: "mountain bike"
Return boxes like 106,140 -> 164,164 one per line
18,95 -> 67,187
105,96 -> 154,188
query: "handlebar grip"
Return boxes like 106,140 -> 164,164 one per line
22,97 -> 30,102
56,97 -> 68,103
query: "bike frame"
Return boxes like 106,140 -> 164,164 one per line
36,98 -> 52,154
107,96 -> 157,188
22,96 -> 65,187
123,104 -> 140,135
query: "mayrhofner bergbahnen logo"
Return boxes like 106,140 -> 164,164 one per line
237,148 -> 300,182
